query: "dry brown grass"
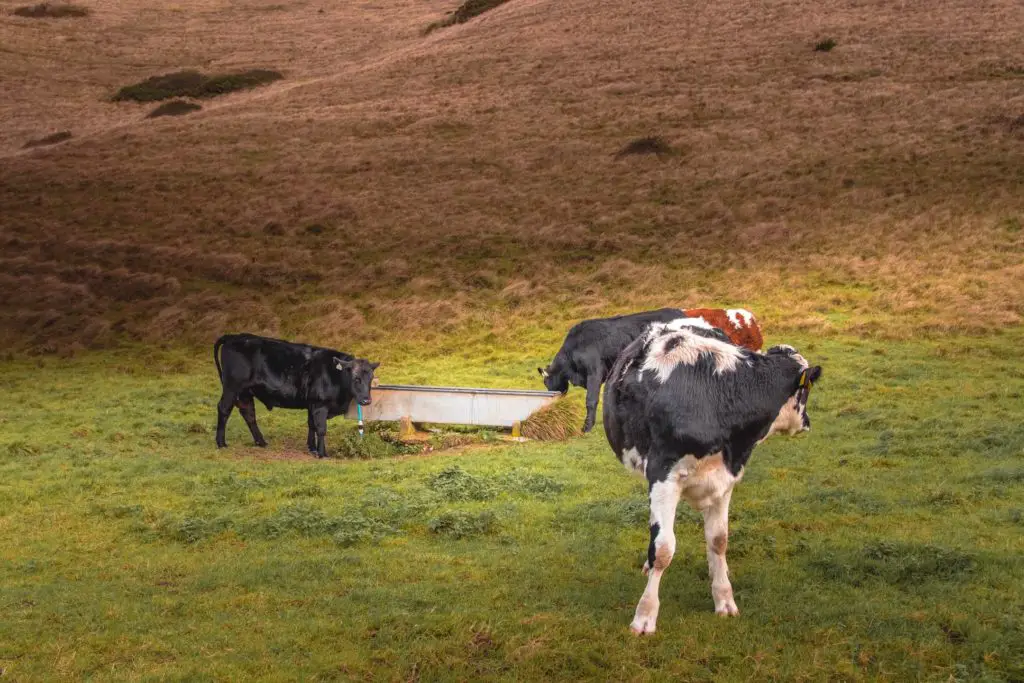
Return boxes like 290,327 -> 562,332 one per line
0,0 -> 1022,353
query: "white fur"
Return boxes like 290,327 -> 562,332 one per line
621,447 -> 646,476
726,308 -> 753,329
641,328 -> 743,382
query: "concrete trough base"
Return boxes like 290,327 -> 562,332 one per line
345,384 -> 562,438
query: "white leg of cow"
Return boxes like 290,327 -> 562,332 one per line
703,487 -> 738,616
631,476 -> 681,635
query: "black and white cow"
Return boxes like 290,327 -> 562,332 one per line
538,308 -> 689,432
602,319 -> 821,634
213,333 -> 379,458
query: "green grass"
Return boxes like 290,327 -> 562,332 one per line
1,333 -> 1023,680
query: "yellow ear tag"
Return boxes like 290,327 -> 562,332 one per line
798,370 -> 808,388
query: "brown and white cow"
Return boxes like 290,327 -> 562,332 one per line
683,308 -> 763,352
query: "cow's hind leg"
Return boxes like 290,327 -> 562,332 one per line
215,390 -> 235,448
236,394 -> 268,447
631,468 -> 682,635
306,409 -> 318,454
704,487 -> 738,616
582,371 -> 603,433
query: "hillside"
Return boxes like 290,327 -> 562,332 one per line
1,0 -> 1023,357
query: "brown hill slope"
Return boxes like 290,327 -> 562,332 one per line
1,0 -> 1022,354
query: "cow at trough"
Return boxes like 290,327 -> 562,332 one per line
539,308 -> 764,433
602,320 -> 821,634
213,333 -> 379,458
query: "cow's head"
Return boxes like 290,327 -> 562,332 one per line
537,363 -> 570,394
765,346 -> 822,437
335,357 -> 380,406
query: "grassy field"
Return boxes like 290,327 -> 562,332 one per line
2,333 -> 1023,681
2,0 -> 1024,679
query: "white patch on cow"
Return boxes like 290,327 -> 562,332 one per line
764,395 -> 807,439
771,344 -> 810,370
621,447 -> 647,476
726,308 -> 754,329
641,328 -> 744,382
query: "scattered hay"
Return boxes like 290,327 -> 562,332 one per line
113,69 -> 282,102
615,136 -> 675,159
147,100 -> 202,118
814,38 -> 837,52
520,398 -> 583,441
22,131 -> 72,149
424,0 -> 511,34
13,3 -> 89,18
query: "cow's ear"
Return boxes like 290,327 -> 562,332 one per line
370,362 -> 380,370
807,366 -> 822,384
334,357 -> 352,371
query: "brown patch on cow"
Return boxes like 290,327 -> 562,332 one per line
654,541 -> 674,570
684,308 -> 764,351
711,533 -> 728,555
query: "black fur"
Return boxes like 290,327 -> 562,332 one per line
539,308 -> 687,432
603,328 -> 821,480
213,333 -> 379,458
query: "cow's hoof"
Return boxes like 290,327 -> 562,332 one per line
629,615 -> 657,636
582,423 -> 594,433
255,441 -> 268,448
216,442 -> 227,449
715,601 -> 739,617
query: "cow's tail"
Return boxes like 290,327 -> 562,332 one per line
213,335 -> 226,384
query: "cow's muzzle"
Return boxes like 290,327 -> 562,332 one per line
358,399 -> 371,406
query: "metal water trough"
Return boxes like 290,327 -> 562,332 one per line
345,384 -> 562,437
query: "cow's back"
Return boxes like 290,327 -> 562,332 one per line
563,308 -> 684,365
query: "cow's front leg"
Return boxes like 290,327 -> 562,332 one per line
311,405 -> 329,458
306,409 -> 318,454
632,469 -> 682,635
236,396 -> 267,447
582,372 -> 603,433
703,487 -> 738,616
215,390 -> 235,448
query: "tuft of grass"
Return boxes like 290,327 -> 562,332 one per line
615,136 -> 675,158
807,540 -> 975,586
814,37 -> 837,52
13,3 -> 89,18
424,0 -> 510,34
520,397 -> 583,441
22,131 -> 72,149
6,441 -> 41,456
195,69 -> 283,97
427,464 -> 496,501
113,69 -> 282,103
147,100 -> 202,118
427,510 -> 496,538
113,71 -> 207,102
331,431 -> 419,459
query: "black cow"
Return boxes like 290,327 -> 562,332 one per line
538,308 -> 688,432
602,320 -> 821,634
213,333 -> 379,458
